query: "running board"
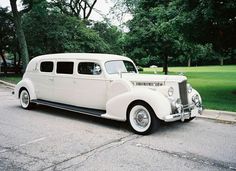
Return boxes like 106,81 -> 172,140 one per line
31,99 -> 106,117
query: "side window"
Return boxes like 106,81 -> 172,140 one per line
78,62 -> 101,75
124,61 -> 137,73
40,61 -> 53,72
56,62 -> 74,74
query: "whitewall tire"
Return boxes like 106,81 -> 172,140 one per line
128,102 -> 160,135
20,89 -> 32,109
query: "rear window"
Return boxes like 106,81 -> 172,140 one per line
56,62 -> 74,74
40,61 -> 53,72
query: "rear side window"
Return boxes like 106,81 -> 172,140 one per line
56,62 -> 74,74
78,62 -> 101,75
40,61 -> 53,72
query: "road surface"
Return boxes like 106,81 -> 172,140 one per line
0,83 -> 236,171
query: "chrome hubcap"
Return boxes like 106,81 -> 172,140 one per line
22,92 -> 29,106
134,109 -> 149,128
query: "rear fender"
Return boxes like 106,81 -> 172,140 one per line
15,78 -> 36,100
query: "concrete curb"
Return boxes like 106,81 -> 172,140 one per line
204,109 -> 236,116
0,80 -> 15,89
0,80 -> 235,123
198,109 -> 236,123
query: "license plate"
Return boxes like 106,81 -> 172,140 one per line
191,108 -> 198,117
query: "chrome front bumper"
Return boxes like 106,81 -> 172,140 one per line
164,106 -> 203,122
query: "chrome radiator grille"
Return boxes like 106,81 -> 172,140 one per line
179,80 -> 188,105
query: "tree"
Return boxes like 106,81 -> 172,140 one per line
92,22 -> 123,55
8,0 -> 38,72
51,0 -> 97,20
109,0 -> 139,20
177,42 -> 213,67
124,0 -> 236,70
23,1 -> 109,56
178,0 -> 236,65
125,0 -> 185,74
0,7 -> 15,75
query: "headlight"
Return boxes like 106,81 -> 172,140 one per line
187,83 -> 192,93
192,94 -> 201,107
168,87 -> 174,96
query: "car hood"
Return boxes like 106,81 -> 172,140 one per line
121,73 -> 187,84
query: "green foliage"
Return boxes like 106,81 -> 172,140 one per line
174,43 -> 214,66
125,1 -> 186,67
124,0 -> 236,67
111,0 -> 140,14
0,7 -> 15,52
180,0 -> 236,52
1,0 -> 235,67
23,1 -> 109,56
92,22 -> 124,55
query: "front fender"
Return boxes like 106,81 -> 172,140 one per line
105,87 -> 171,121
14,78 -> 36,100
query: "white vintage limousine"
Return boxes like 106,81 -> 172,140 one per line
14,53 -> 203,134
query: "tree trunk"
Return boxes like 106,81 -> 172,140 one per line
10,0 -> 29,73
13,52 -> 18,74
17,51 -> 22,74
220,57 -> 224,66
163,55 -> 168,75
0,51 -> 7,75
188,58 -> 191,67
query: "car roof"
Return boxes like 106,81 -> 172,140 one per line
32,53 -> 132,63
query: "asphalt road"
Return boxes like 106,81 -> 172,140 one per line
0,83 -> 236,171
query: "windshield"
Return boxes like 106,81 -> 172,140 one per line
105,60 -> 137,74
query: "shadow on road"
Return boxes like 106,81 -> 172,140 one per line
14,104 -> 196,135
18,104 -> 129,131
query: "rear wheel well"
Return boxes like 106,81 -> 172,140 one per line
19,87 -> 27,98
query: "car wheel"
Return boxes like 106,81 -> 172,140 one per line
184,116 -> 196,122
128,102 -> 160,135
20,89 -> 32,109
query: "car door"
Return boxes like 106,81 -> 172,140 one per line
53,60 -> 75,105
33,60 -> 55,101
73,61 -> 107,110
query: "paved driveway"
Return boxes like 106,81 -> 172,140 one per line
0,84 -> 236,171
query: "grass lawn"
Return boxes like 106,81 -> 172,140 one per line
143,65 -> 236,112
0,65 -> 235,112
0,75 -> 22,84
